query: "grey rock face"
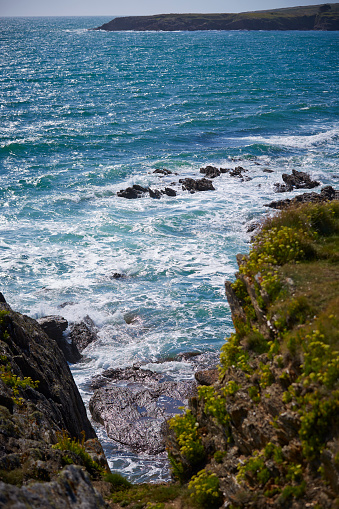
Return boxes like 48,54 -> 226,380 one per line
69,316 -> 98,353
89,366 -> 196,454
0,465 -> 108,509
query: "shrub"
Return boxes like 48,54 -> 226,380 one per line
198,386 -> 229,426
52,430 -> 103,475
104,472 -> 132,490
188,469 -> 223,508
0,355 -> 39,406
168,410 -> 205,468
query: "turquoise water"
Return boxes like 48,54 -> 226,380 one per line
0,16 -> 338,481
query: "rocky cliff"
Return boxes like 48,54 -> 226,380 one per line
0,297 -> 111,508
165,200 -> 339,508
95,3 -> 339,31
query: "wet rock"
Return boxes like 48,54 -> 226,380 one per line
163,187 -> 177,196
69,316 -> 98,353
117,184 -> 149,199
179,177 -> 215,192
200,166 -> 221,178
37,315 -> 82,364
153,168 -> 173,175
263,168 -> 274,173
229,166 -> 247,178
110,272 -> 127,279
265,185 -> 338,210
274,169 -> 320,192
89,366 -> 196,454
148,188 -> 162,199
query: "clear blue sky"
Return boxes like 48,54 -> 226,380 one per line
0,0 -> 327,17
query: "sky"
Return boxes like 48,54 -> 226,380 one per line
0,0 -> 326,17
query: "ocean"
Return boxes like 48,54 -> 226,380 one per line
0,16 -> 338,482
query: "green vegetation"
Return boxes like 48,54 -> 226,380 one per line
169,201 -> 339,508
108,480 -> 186,507
52,430 -> 103,476
0,354 -> 39,405
188,470 -> 223,508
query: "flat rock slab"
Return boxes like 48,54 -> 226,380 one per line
89,366 -> 196,455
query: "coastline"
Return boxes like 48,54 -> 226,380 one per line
95,4 -> 339,31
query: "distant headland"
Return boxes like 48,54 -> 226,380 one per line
95,3 -> 339,31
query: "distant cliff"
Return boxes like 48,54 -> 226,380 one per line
95,3 -> 339,31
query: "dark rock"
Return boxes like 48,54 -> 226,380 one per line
246,221 -> 261,233
179,177 -> 215,193
219,168 -> 230,173
0,293 -> 6,304
110,272 -> 127,279
69,316 -> 98,353
37,316 -> 82,364
117,184 -> 149,199
164,187 -> 177,197
153,169 -> 172,175
265,185 -> 338,210
148,188 -> 162,199
200,166 -> 221,178
229,166 -> 247,178
89,366 -> 196,454
274,169 -> 320,193
263,168 -> 274,173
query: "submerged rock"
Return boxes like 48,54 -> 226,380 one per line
89,366 -> 196,454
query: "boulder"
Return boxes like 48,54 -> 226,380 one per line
69,316 -> 98,353
148,188 -> 162,199
37,315 -> 82,364
163,187 -> 177,196
179,178 -> 215,193
274,169 -> 320,192
117,184 -> 149,199
153,169 -> 173,175
200,166 -> 221,178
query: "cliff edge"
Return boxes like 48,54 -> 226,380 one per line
0,298 -> 111,508
164,200 -> 339,508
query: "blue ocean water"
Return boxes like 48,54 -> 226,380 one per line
0,16 -> 338,481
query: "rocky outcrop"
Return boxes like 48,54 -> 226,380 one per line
94,5 -> 339,32
179,177 -> 215,193
117,184 -> 177,199
274,169 -> 320,192
165,201 -> 339,508
37,315 -> 98,362
0,465 -> 107,509
89,366 -> 196,454
265,185 -> 338,209
0,296 -> 110,507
